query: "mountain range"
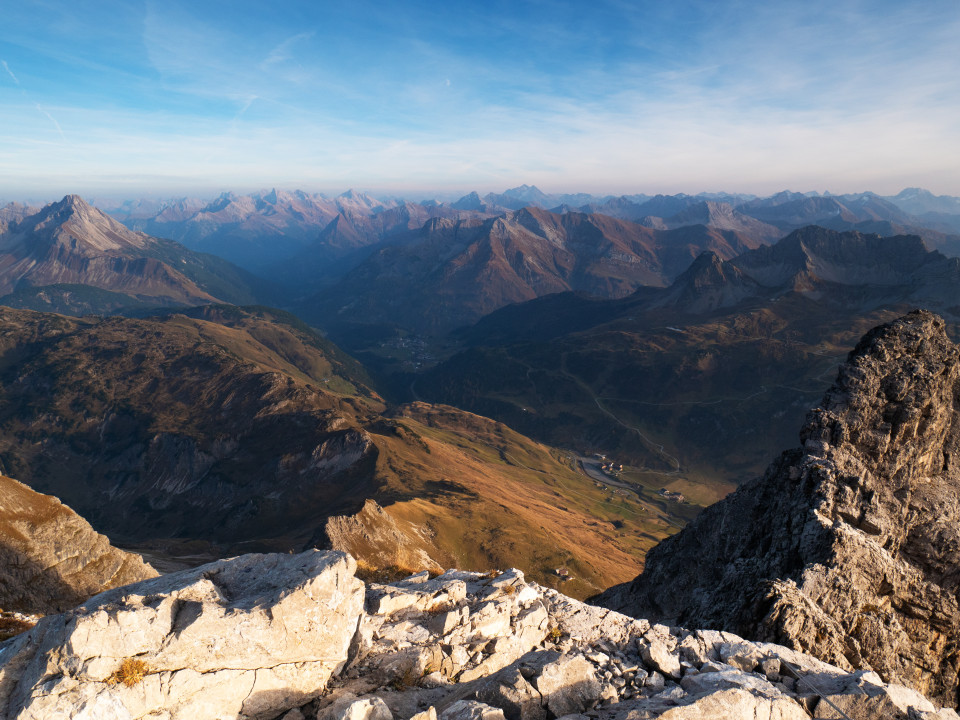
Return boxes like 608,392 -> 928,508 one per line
299,206 -> 770,339
3,182 -> 960,714
413,227 -> 960,502
2,188 -> 960,576
4,191 -> 960,574
73,184 -> 960,293
0,303 -> 661,597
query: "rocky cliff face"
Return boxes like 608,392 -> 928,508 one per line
0,475 -> 157,614
595,310 -> 960,708
1,550 -> 955,720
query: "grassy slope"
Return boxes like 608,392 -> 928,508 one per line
0,306 -> 684,597
362,404 -> 651,598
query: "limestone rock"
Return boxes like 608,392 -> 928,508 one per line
320,696 -> 394,720
596,311 -> 960,708
2,549 -> 956,719
0,550 -> 363,720
0,475 -> 157,614
441,700 -> 506,720
475,667 -> 545,720
534,655 -> 601,717
657,688 -> 809,719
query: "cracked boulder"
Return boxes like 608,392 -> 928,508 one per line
0,550 -> 364,720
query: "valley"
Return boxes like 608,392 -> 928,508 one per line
2,187 -> 960,602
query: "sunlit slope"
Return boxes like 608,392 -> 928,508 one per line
0,306 -> 676,596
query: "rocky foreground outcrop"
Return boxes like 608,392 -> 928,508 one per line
0,551 -> 364,719
596,310 -> 960,707
1,550 -> 956,720
0,475 -> 157,614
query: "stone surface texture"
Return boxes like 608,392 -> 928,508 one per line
0,550 -> 364,719
0,549 -> 956,719
0,475 -> 157,614
310,565 -> 952,720
596,310 -> 960,708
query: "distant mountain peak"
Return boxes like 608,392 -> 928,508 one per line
452,191 -> 485,211
26,194 -> 146,252
58,193 -> 90,209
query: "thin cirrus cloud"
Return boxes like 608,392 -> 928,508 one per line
0,0 -> 958,198
1,60 -> 19,85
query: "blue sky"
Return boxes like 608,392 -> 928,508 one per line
1,0 -> 958,199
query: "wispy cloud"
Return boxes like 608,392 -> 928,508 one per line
35,105 -> 67,142
261,32 -> 314,68
1,0 -> 959,197
1,60 -> 19,85
233,94 -> 258,120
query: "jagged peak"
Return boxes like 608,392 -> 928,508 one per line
12,194 -> 154,254
40,194 -> 115,225
57,193 -> 91,210
597,309 -> 960,705
451,191 -> 484,211
681,249 -> 724,274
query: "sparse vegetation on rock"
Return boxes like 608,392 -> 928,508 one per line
0,550 -> 953,719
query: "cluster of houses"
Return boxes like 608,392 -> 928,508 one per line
658,487 -> 686,503
594,454 -> 624,476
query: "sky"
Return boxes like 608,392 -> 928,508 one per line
1,0 -> 959,200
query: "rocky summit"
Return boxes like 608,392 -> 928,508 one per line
0,550 -> 956,720
596,310 -> 960,708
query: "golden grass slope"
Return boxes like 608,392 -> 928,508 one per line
0,475 -> 157,613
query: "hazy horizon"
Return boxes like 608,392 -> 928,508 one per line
3,184 -> 956,209
2,1 -> 959,197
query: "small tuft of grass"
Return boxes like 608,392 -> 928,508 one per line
388,666 -> 419,691
425,600 -> 454,615
108,658 -> 150,687
501,584 -> 516,596
354,558 -> 422,584
0,617 -> 36,642
546,625 -> 563,643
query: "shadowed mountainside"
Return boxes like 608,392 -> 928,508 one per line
595,310 -> 960,708
301,206 -> 770,339
0,306 -> 658,597
414,228 -> 960,499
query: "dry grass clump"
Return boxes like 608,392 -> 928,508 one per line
546,625 -> 563,643
0,616 -> 36,642
388,666 -> 419,691
107,658 -> 150,687
425,600 -> 455,615
354,558 -> 422,584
